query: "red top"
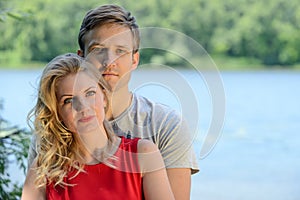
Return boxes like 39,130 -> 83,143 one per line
46,137 -> 144,200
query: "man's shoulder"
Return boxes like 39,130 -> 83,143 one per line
133,93 -> 174,112
133,94 -> 182,122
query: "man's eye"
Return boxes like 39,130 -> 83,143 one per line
86,90 -> 96,97
116,49 -> 126,55
92,47 -> 107,55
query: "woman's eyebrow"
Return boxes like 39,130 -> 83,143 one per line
59,93 -> 72,100
84,86 -> 97,93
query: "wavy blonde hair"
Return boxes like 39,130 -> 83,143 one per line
28,53 -> 116,187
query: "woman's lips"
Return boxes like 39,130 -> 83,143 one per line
79,116 -> 95,123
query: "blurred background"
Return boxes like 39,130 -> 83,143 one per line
1,0 -> 300,68
1,0 -> 300,199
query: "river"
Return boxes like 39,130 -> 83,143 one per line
0,68 -> 299,199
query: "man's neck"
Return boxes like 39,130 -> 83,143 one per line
106,86 -> 132,120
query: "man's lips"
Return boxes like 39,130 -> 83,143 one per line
102,73 -> 118,79
102,71 -> 118,76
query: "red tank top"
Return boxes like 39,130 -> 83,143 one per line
46,137 -> 143,200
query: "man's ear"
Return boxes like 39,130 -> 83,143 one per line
77,49 -> 84,57
132,51 -> 140,70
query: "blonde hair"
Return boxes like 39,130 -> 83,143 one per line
28,53 -> 116,187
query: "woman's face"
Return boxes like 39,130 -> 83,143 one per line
56,71 -> 106,135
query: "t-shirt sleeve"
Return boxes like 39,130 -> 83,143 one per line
154,108 -> 199,174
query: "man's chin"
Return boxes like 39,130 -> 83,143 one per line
103,80 -> 115,90
104,78 -> 128,92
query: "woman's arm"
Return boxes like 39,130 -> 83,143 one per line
21,159 -> 46,200
138,139 -> 175,200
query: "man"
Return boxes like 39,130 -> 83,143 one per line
28,4 -> 199,199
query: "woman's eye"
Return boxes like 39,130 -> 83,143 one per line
86,90 -> 96,97
63,98 -> 73,104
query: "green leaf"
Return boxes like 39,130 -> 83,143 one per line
7,12 -> 22,20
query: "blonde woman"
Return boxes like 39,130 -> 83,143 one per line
21,53 -> 174,200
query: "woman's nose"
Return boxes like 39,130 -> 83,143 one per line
73,97 -> 88,112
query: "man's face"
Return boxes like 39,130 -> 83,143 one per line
82,23 -> 139,91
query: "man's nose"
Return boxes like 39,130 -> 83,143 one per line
102,50 -> 117,68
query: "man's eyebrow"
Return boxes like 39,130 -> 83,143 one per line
87,41 -> 104,51
116,44 -> 131,49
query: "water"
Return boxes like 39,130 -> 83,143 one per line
0,69 -> 299,199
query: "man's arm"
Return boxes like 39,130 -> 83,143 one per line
154,107 -> 199,199
138,139 -> 175,200
27,135 -> 38,172
167,168 -> 191,200
21,159 -> 45,200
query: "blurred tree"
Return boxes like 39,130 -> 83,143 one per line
0,100 -> 30,199
1,0 -> 300,67
210,0 -> 300,66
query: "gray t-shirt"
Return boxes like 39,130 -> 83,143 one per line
27,93 -> 199,173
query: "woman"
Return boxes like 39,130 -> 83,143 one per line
21,53 -> 174,200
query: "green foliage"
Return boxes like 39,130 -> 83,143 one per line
208,0 -> 300,66
0,100 -> 31,199
0,0 -> 29,22
1,0 -> 300,67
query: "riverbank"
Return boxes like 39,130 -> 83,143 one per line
210,55 -> 300,71
1,56 -> 300,71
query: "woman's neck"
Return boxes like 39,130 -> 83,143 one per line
83,134 -> 121,165
80,127 -> 108,164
